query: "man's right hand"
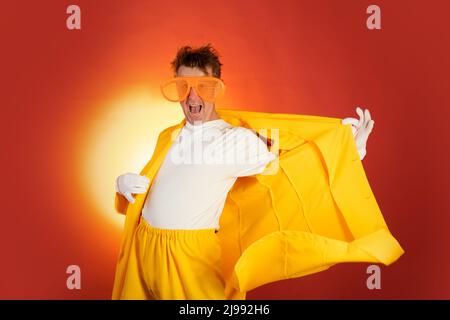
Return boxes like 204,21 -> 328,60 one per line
115,173 -> 150,204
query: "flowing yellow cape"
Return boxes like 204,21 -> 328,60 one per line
111,109 -> 404,300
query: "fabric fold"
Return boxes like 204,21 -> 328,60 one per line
112,109 -> 404,299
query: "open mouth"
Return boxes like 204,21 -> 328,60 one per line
188,104 -> 203,114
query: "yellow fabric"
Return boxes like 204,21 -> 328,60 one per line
112,109 -> 405,299
119,217 -> 232,299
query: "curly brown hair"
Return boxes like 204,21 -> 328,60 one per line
170,43 -> 223,79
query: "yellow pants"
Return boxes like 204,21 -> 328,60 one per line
120,216 -> 227,299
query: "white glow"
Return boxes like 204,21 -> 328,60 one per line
83,87 -> 184,228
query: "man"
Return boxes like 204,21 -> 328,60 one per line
112,44 -> 403,300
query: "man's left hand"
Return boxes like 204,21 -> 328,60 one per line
341,107 -> 375,160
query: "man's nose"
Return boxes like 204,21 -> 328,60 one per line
187,87 -> 200,100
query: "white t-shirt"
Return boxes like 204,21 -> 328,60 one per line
141,118 -> 276,230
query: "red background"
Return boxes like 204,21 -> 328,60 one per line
1,0 -> 449,299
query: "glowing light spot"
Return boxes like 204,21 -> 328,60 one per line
83,87 -> 184,228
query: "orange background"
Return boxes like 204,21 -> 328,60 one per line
1,0 -> 449,299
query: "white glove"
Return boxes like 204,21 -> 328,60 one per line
342,107 -> 375,160
115,172 -> 150,204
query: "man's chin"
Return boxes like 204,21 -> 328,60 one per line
185,109 -> 204,123
185,113 -> 202,124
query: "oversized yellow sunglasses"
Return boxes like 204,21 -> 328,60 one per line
160,76 -> 226,103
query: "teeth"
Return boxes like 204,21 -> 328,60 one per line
189,105 -> 202,113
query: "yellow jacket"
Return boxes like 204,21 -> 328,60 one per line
112,109 -> 404,299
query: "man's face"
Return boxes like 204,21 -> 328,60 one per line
176,65 -> 219,124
